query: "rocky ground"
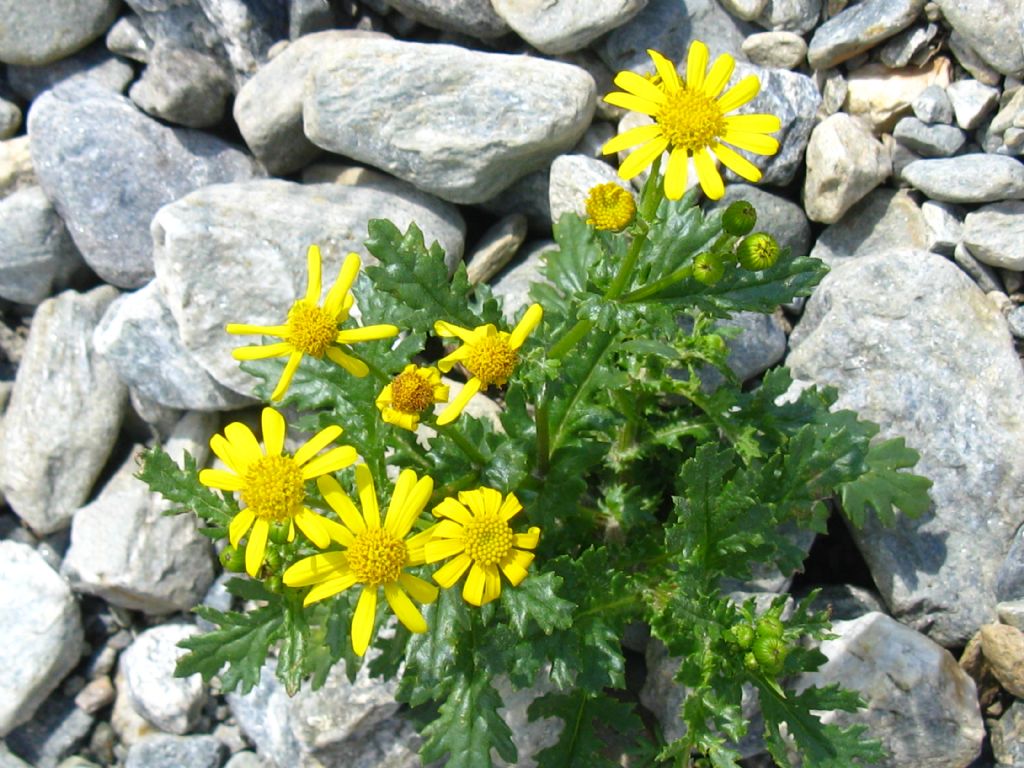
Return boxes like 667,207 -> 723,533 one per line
0,0 -> 1023,766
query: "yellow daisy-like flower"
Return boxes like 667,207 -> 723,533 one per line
425,487 -> 540,606
198,407 -> 357,578
585,182 -> 637,231
227,245 -> 399,401
375,364 -> 450,431
282,465 -> 439,656
602,41 -> 782,201
433,304 -> 543,426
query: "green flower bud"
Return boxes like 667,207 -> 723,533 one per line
736,232 -> 780,271
219,545 -> 245,573
265,547 -> 282,570
269,523 -> 289,545
265,574 -> 283,593
752,636 -> 788,674
743,651 -> 759,672
722,200 -> 757,236
693,251 -> 725,285
756,615 -> 784,640
732,624 -> 755,650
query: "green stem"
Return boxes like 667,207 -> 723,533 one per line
535,392 -> 551,476
442,423 -> 489,466
619,263 -> 694,303
547,317 -> 593,361
574,594 -> 640,622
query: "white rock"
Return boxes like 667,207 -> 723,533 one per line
741,30 -> 807,69
902,154 -> 1024,203
120,623 -> 206,735
945,79 -> 1000,130
490,0 -> 648,55
962,201 -> 1024,270
844,57 -> 953,132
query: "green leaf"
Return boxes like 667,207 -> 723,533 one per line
500,570 -> 574,637
401,588 -> 467,706
839,437 -> 933,528
529,691 -> 643,768
136,446 -> 235,532
420,672 -> 517,768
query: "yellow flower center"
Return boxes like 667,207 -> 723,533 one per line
585,183 -> 636,232
390,370 -> 436,414
241,455 -> 305,522
347,528 -> 407,586
465,335 -> 518,387
656,85 -> 726,153
463,514 -> 514,566
287,300 -> 337,358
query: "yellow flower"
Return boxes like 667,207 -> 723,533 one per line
282,465 -> 439,656
433,304 -> 543,426
602,41 -> 781,201
585,182 -> 637,231
227,245 -> 399,401
424,487 -> 540,606
375,364 -> 450,431
198,407 -> 357,578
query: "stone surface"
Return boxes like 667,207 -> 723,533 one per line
152,179 -> 465,396
893,116 -> 965,157
491,240 -> 554,320
28,80 -> 261,289
93,281 -> 249,410
5,691 -> 94,768
62,412 -> 218,615
129,42 -> 232,129
788,250 -> 1024,646
547,153 -> 627,228
952,242 -> 1004,294
718,0 -> 768,20
490,0 -> 648,55
0,541 -> 84,737
718,311 -> 787,383
6,43 -> 134,101
0,0 -> 119,66
998,525 -> 1024,601
755,0 -> 821,33
879,21 -> 939,68
912,84 -> 954,124
0,286 -> 126,534
120,624 -> 206,735
708,183 -> 812,258
844,57 -> 953,132
803,113 -> 891,224
807,0 -> 926,69
903,154 -> 1024,203
125,735 -> 225,768
945,79 -> 999,130
465,214 -> 529,285
979,623 -> 1024,697
303,38 -> 595,204
741,30 -> 807,69
920,199 -> 963,256
947,29 -> 1002,86
963,201 -> 1024,270
935,0 -> 1024,77
991,699 -> 1024,766
384,0 -> 510,39
105,14 -> 150,62
0,98 -> 21,140
0,186 -> 81,305
797,612 -> 984,767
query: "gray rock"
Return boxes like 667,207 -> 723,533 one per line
125,735 -> 225,768
991,699 -> 1024,766
289,0 -> 335,38
0,541 -> 84,737
548,153 -> 626,228
893,116 -> 965,157
843,57 -> 954,133
62,413 -> 218,614
28,80 -> 262,289
482,169 -> 552,233
490,0 -> 648,55
935,0 -> 1024,77
755,0 -> 821,33
803,583 -> 888,621
122,0 -> 220,63
492,674 -> 564,768
952,241 -> 1004,294
0,0 -> 119,66
807,0 -> 925,69
303,39 -> 595,204
573,121 -> 618,158
708,183 -> 812,257
803,113 -> 891,224
741,30 -> 807,69
902,154 -> 1024,203
879,21 -> 939,68
5,692 -> 94,768
797,612 -> 984,767
466,214 -> 529,286
121,623 -> 207,735
105,14 -> 151,63
719,310 -> 787,382
1007,304 -> 1024,339
110,669 -> 159,748
947,29 -> 1003,86
945,80 -> 1000,131
920,199 -> 963,256
151,179 -> 465,396
0,186 -> 81,305
788,250 -> 1024,646
224,752 -> 265,768
6,44 -> 133,102
963,201 -> 1024,270
0,286 -> 125,535
999,599 -> 1024,629
93,282 -> 249,410
384,0 -> 510,38
233,30 -> 387,176
491,240 -> 554,320
0,98 -> 21,139
996,525 -> 1024,600
0,136 -> 35,200
912,84 -> 954,124
719,0 -> 768,20
987,86 -> 1024,136
129,42 -> 232,128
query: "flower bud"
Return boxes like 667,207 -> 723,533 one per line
269,523 -> 289,545
219,545 -> 246,573
736,233 -> 780,271
756,615 -> 784,640
722,200 -> 757,236
584,182 -> 637,232
731,624 -> 755,650
693,251 -> 725,285
752,636 -> 788,674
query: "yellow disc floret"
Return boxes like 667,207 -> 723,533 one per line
286,300 -> 338,358
585,182 -> 637,231
347,528 -> 408,587
463,514 -> 514,566
390,369 -> 438,414
240,455 -> 305,523
656,86 -> 726,153
464,334 -> 518,387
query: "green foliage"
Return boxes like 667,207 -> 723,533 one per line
420,673 -> 518,767
840,437 -> 934,527
529,692 -> 645,768
137,446 -> 236,534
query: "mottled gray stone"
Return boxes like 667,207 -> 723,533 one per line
912,84 -> 954,124
234,30 -> 386,175
105,14 -> 151,63
466,214 -> 529,286
946,80 -> 1000,131
0,744 -> 33,768
303,39 -> 595,204
129,42 -> 232,128
804,583 -> 888,621
952,242 -> 1004,294
547,153 -> 626,228
991,699 -> 1024,766
741,30 -> 807,69
482,169 -> 552,233
6,43 -> 134,101
289,0 -> 335,38
28,80 -> 262,289
125,735 -> 225,768
999,599 -> 1024,629
0,542 -> 84,737
384,0 -> 510,38
121,624 -> 206,735
0,0 -> 119,66
492,240 -> 554,320
0,187 -> 81,305
797,613 -> 984,767
5,692 -> 94,768
893,116 -> 965,157
491,0 -> 648,55
492,674 -> 563,768
93,281 -> 249,410
718,0 -> 768,20
963,201 -> 1024,270
718,311 -> 787,382
947,30 -> 1002,87
0,286 -> 126,535
902,154 -> 1024,203
996,525 -> 1024,601
807,0 -> 925,69
879,21 -> 939,68
844,57 -> 953,133
708,183 -> 811,258
0,98 -> 21,140
756,0 -> 821,33
223,752 -> 265,768
1007,304 -> 1024,340
803,113 -> 891,224
987,87 -> 1024,136
0,136 -> 35,200
920,199 -> 962,256
788,250 -> 1024,646
935,0 -> 1024,77
152,179 -> 465,396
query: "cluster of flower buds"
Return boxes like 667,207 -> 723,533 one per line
725,607 -> 790,676
692,200 -> 781,286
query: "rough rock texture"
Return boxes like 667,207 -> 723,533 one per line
808,188 -> 929,267
979,623 -> 1024,697
120,624 -> 206,735
6,42 -> 134,101
128,42 -> 232,128
902,154 -> 1024,203
807,0 -> 926,69
384,0 -> 510,39
844,57 -> 953,132
490,0 -> 648,55
788,250 -> 1024,646
0,0 -> 119,66
0,186 -> 81,305
125,735 -> 225,768
962,200 -> 1024,270
935,0 -> 1024,77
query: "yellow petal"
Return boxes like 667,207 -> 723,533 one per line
317,475 -> 365,533
462,562 -> 487,606
232,342 -> 292,361
352,586 -> 377,656
300,445 -> 358,479
723,130 -> 780,156
229,506 -> 255,548
294,508 -> 331,549
619,137 -> 669,180
603,91 -> 660,116
224,422 -> 262,466
283,551 -> 350,586
324,252 -> 361,313
703,53 -> 735,100
433,320 -> 478,343
648,49 -> 681,92
664,147 -> 690,201
433,552 -> 472,588
399,572 -> 439,604
500,551 -> 534,586
433,497 -> 473,525
513,526 -> 541,550
320,516 -> 355,546
245,519 -> 270,577
384,468 -> 417,533
293,424 -> 343,467
716,74 -> 760,114
304,244 -> 322,304
693,147 -> 725,200
325,347 -> 369,377
336,324 -> 399,343
684,41 -> 707,92
387,474 -> 433,539
613,70 -> 666,105
271,351 -> 303,401
209,434 -> 241,474
602,122 -> 663,155
509,304 -> 543,349
481,564 -> 502,605
303,572 -> 358,606
384,583 -> 427,633
425,537 -> 468,563
498,493 -> 523,521
226,324 -> 289,337
435,377 -> 481,426
261,407 -> 286,457
724,113 -> 781,134
356,464 -> 380,529
199,468 -> 243,491
712,142 -> 762,182
436,343 -> 473,373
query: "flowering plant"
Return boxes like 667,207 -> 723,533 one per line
138,43 -> 932,767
